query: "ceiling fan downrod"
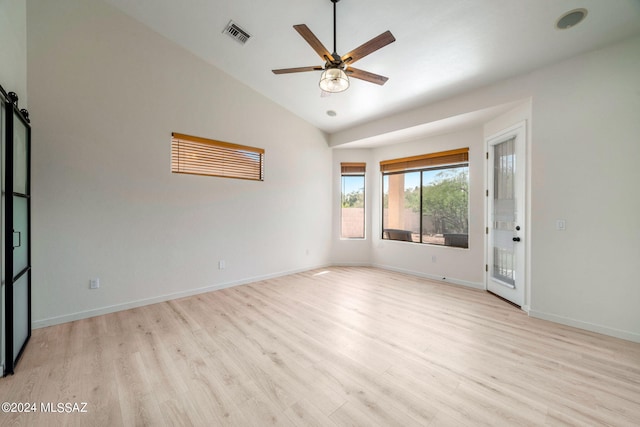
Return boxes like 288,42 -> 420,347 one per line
332,0 -> 339,57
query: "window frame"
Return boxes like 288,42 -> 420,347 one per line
340,162 -> 366,240
380,148 -> 469,248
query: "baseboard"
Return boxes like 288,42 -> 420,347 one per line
529,309 -> 640,343
32,264 -> 331,329
371,263 -> 485,290
331,262 -> 373,268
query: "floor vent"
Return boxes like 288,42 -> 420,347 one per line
223,21 -> 251,45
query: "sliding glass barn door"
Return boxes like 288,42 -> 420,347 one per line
3,93 -> 31,376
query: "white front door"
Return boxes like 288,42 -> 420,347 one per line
486,122 -> 526,307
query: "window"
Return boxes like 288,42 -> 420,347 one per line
381,148 -> 469,247
341,162 -> 366,239
171,132 -> 264,181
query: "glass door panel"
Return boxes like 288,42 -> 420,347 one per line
491,137 -> 516,286
12,273 -> 29,361
12,110 -> 27,195
12,195 -> 28,275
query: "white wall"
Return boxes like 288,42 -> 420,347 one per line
331,36 -> 640,342
0,0 -> 27,103
527,36 -> 640,340
27,0 -> 333,327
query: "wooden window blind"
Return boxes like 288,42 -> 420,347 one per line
171,132 -> 264,181
341,162 -> 366,175
380,148 -> 469,173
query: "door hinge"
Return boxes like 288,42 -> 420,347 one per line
486,152 -> 489,160
486,227 -> 489,234
486,189 -> 489,197
485,264 -> 489,272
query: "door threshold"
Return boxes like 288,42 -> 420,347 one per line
487,290 -> 521,309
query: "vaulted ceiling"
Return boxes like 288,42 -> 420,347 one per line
103,0 -> 640,135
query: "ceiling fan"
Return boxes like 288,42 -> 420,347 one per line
272,0 -> 396,93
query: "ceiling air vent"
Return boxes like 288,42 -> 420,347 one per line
223,20 -> 251,45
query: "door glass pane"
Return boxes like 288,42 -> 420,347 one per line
13,196 -> 29,275
12,111 -> 28,195
12,273 -> 29,360
492,137 -> 516,286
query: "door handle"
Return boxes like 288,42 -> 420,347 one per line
512,237 -> 521,242
13,230 -> 22,248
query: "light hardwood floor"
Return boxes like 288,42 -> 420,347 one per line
1,267 -> 639,426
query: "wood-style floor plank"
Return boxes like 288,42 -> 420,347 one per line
1,266 -> 639,426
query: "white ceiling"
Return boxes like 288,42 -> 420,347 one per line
103,0 -> 640,136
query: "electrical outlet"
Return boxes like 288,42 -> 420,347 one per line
431,255 -> 437,263
218,260 -> 226,270
556,219 -> 566,231
90,278 -> 100,289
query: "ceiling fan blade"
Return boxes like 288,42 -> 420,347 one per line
272,66 -> 324,74
341,30 -> 396,65
293,24 -> 333,62
345,67 -> 389,85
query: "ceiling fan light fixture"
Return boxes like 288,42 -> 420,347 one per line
319,68 -> 349,93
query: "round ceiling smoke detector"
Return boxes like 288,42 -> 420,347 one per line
326,110 -> 337,117
556,8 -> 588,30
